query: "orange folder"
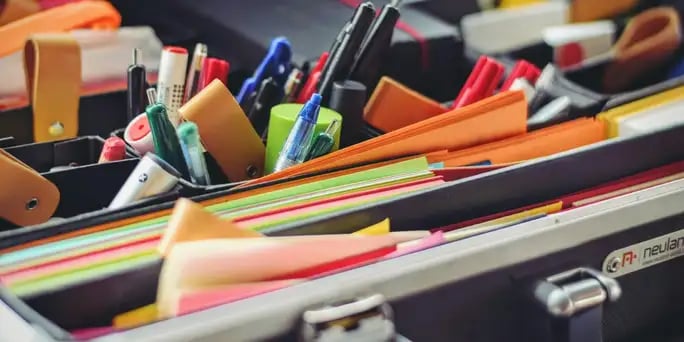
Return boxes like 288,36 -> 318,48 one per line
364,77 -> 446,132
440,118 -> 606,167
245,90 -> 528,186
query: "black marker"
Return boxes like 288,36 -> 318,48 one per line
127,48 -> 147,123
329,80 -> 367,147
247,77 -> 281,138
349,3 -> 400,92
318,2 -> 375,103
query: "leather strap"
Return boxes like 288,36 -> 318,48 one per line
0,0 -> 120,58
0,0 -> 40,26
0,149 -> 59,227
24,34 -> 81,142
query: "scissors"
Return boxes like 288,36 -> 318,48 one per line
603,6 -> 682,93
236,37 -> 292,106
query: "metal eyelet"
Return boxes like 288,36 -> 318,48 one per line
25,198 -> 39,210
48,121 -> 64,137
246,165 -> 259,178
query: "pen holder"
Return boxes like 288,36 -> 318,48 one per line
265,104 -> 343,174
4,136 -> 138,173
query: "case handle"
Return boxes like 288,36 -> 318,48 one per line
531,267 -> 622,342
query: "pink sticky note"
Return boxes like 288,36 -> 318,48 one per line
383,231 -> 445,259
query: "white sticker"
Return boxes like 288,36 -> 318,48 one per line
603,228 -> 684,277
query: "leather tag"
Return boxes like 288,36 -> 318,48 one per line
24,34 -> 81,142
0,149 -> 59,226
179,80 -> 266,181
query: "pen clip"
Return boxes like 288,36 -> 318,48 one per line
237,37 -> 292,104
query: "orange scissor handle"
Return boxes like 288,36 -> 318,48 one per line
604,7 -> 682,93
0,0 -> 120,58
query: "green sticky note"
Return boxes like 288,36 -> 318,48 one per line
265,104 -> 343,174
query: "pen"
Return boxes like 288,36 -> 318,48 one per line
297,52 -> 329,104
349,2 -> 400,91
508,78 -> 536,102
157,46 -> 189,127
282,68 -> 303,103
145,98 -> 190,180
98,137 -> 126,163
274,93 -> 322,172
109,153 -> 181,209
527,96 -> 572,130
305,119 -> 339,161
177,121 -> 211,186
501,60 -> 540,91
198,57 -> 230,91
183,43 -> 208,103
317,2 -> 375,102
247,77 -> 281,137
452,56 -> 504,109
126,48 -> 147,123
329,80 -> 366,147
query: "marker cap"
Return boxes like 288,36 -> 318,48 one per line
123,113 -> 154,155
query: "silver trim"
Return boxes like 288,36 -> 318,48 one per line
94,181 -> 684,342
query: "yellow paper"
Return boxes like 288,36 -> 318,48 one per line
352,218 -> 390,236
498,0 -> 545,9
597,86 -> 684,138
445,201 -> 563,242
113,304 -> 158,329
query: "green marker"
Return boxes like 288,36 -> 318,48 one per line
305,119 -> 340,161
145,102 -> 190,180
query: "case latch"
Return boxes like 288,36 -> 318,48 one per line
532,267 -> 622,342
300,294 -> 409,342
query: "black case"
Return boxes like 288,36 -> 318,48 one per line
0,123 -> 682,337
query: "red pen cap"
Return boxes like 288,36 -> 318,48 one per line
199,58 -> 230,91
452,56 -> 504,109
501,60 -> 541,90
297,52 -> 329,103
99,137 -> 126,163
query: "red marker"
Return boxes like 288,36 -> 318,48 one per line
452,56 -> 504,109
296,52 -> 329,104
501,60 -> 541,91
198,57 -> 230,91
98,137 -> 126,163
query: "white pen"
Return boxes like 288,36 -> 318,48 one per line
157,46 -> 189,127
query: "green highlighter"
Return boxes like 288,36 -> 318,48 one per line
305,119 -> 340,161
145,98 -> 190,180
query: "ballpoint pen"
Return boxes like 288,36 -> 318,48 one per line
145,99 -> 190,180
317,2 -> 375,102
247,77 -> 281,137
282,68 -> 303,103
109,153 -> 181,209
177,121 -> 211,185
349,2 -> 400,91
297,52 -> 329,104
157,46 -> 189,127
126,48 -> 146,123
305,119 -> 339,161
183,43 -> 208,103
98,137 -> 126,163
236,37 -> 292,106
274,93 -> 322,172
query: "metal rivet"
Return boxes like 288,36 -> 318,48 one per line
246,165 -> 259,178
26,198 -> 39,211
606,257 -> 621,274
48,121 -> 64,137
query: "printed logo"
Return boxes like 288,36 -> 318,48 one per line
603,229 -> 684,277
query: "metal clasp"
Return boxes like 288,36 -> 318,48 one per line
533,267 -> 621,318
300,294 -> 398,342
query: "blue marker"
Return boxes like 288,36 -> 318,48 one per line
274,93 -> 322,172
236,37 -> 292,105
